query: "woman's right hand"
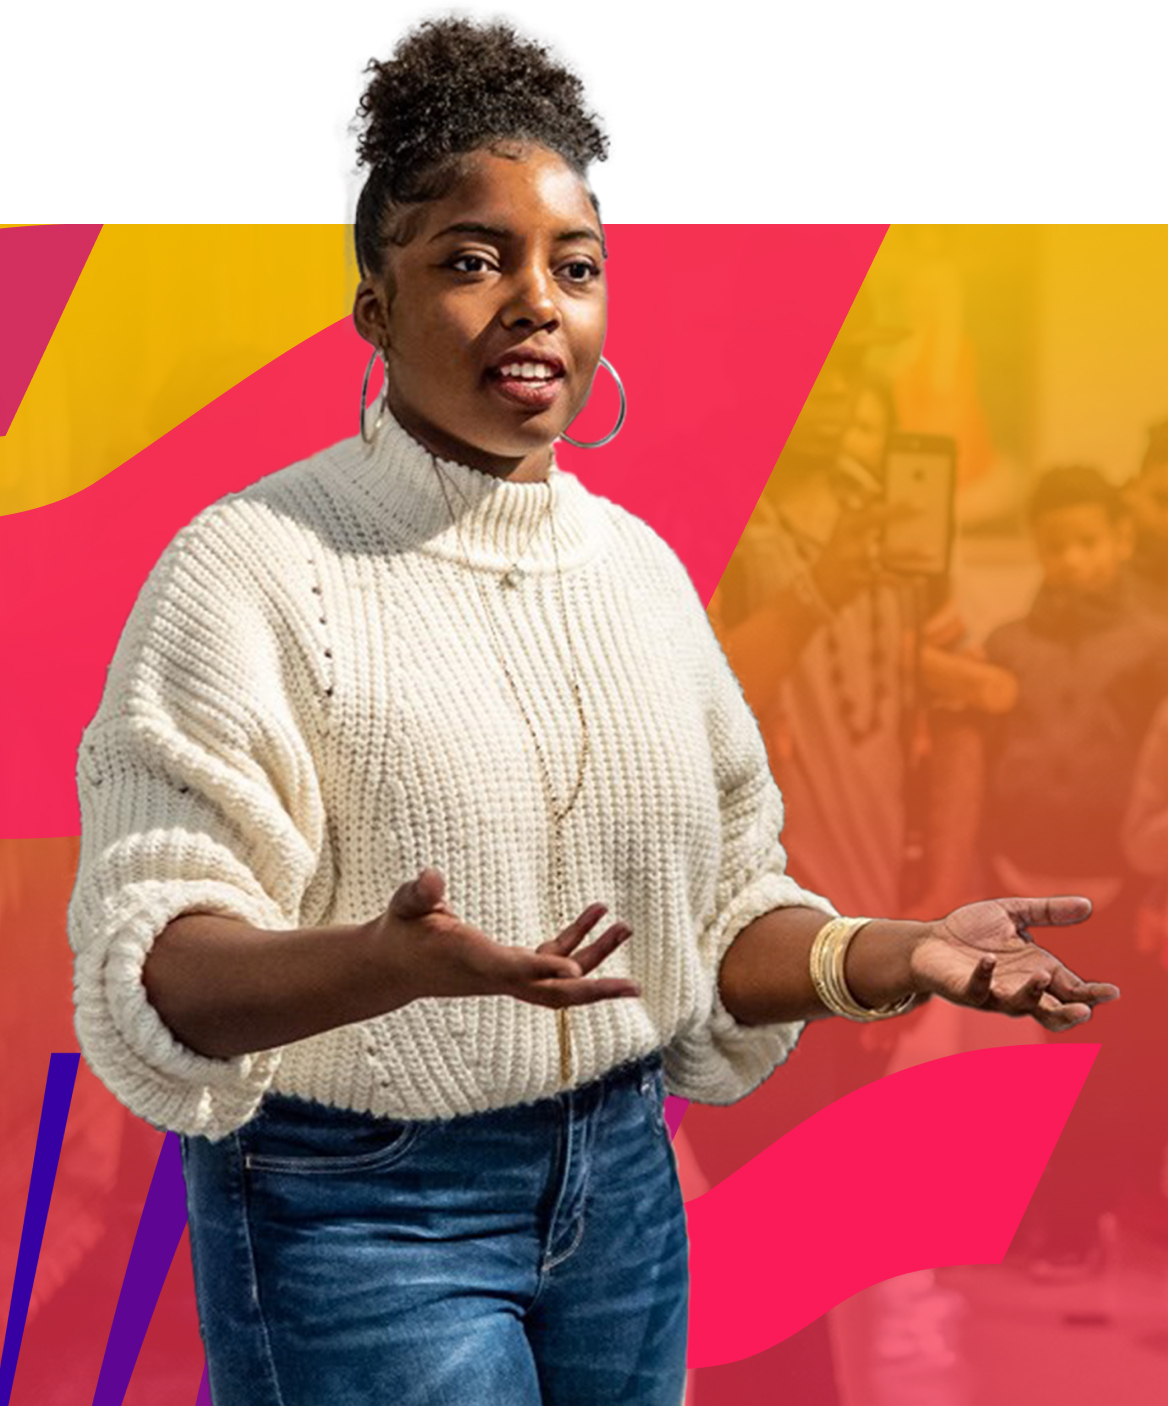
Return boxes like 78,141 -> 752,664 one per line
372,866 -> 641,1010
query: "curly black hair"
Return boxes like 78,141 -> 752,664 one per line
1029,465 -> 1126,525
351,16 -> 610,282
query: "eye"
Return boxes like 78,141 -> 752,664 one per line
447,253 -> 497,275
560,260 -> 601,283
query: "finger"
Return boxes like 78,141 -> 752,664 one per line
572,922 -> 633,974
1033,992 -> 1093,1032
523,977 -> 643,1009
851,501 -> 918,528
964,954 -> 997,1006
1001,970 -> 1052,1016
506,950 -> 585,984
998,895 -> 1094,931
389,865 -> 447,919
540,903 -> 608,957
1046,967 -> 1121,1007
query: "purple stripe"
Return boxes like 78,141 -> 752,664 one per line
195,1362 -> 211,1405
0,1053 -> 80,1406
90,1132 -> 189,1406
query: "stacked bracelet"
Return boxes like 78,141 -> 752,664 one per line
809,916 -> 918,1022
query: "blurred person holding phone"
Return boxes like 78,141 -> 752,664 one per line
712,349 -> 1003,928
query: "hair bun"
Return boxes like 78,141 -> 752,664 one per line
351,18 -> 608,277
354,18 -> 608,174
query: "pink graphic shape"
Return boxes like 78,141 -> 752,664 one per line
0,225 -> 886,837
0,225 -> 102,436
686,1043 -> 1097,1368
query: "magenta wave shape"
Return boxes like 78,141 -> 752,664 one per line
3,1043 -> 1095,1398
685,1042 -> 1098,1368
0,225 -> 102,436
0,225 -> 886,839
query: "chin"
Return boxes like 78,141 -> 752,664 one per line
477,412 -> 566,456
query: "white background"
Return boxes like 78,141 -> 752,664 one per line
2,0 -> 1166,222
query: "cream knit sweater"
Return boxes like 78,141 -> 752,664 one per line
68,408 -> 837,1142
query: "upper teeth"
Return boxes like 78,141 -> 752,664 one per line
498,362 -> 556,379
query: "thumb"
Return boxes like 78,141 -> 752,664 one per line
389,865 -> 447,920
999,894 -> 1094,931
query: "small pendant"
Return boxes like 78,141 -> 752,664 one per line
558,1007 -> 572,1083
501,565 -> 523,588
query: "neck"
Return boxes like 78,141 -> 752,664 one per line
386,388 -> 553,484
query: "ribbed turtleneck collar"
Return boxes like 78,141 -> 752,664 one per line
341,401 -> 610,576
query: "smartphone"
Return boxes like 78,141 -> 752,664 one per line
881,433 -> 956,576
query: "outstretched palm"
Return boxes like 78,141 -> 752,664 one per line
382,866 -> 640,1009
910,895 -> 1120,1031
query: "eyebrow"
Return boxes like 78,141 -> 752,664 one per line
428,221 -> 605,250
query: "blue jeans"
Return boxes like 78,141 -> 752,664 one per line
179,1049 -> 689,1405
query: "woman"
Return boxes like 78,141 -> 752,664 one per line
67,18 -> 1118,1406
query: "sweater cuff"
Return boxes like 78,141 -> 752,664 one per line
74,879 -> 287,1141
665,872 -> 838,1107
709,872 -> 838,1042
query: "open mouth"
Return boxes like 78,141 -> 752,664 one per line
485,361 -> 566,407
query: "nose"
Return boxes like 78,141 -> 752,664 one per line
502,263 -> 560,331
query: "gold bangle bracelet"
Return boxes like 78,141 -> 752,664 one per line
809,916 -> 917,1022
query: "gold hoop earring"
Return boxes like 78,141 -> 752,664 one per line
560,355 -> 627,449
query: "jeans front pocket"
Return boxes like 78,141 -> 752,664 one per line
240,1094 -> 425,1176
640,1064 -> 669,1142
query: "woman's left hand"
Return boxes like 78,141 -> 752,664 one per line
908,896 -> 1121,1030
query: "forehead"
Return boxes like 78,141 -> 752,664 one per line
1034,502 -> 1116,538
417,145 -> 599,238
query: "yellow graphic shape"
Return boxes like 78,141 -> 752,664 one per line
0,226 -> 360,514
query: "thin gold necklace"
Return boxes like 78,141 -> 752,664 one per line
429,454 -> 592,1084
433,454 -> 556,590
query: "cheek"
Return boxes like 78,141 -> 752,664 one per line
566,290 -> 607,348
392,307 -> 484,392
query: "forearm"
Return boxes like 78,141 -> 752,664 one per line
142,912 -> 407,1060
718,586 -> 827,698
921,711 -> 987,905
717,904 -> 930,1026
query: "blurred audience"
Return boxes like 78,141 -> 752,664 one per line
974,465 -> 1168,1276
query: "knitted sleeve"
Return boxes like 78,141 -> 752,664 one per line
663,573 -> 839,1106
67,507 -> 327,1141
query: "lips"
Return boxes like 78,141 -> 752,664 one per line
484,347 -> 567,411
485,347 -> 567,379
486,371 -> 565,409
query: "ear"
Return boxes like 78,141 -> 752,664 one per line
353,277 -> 390,353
